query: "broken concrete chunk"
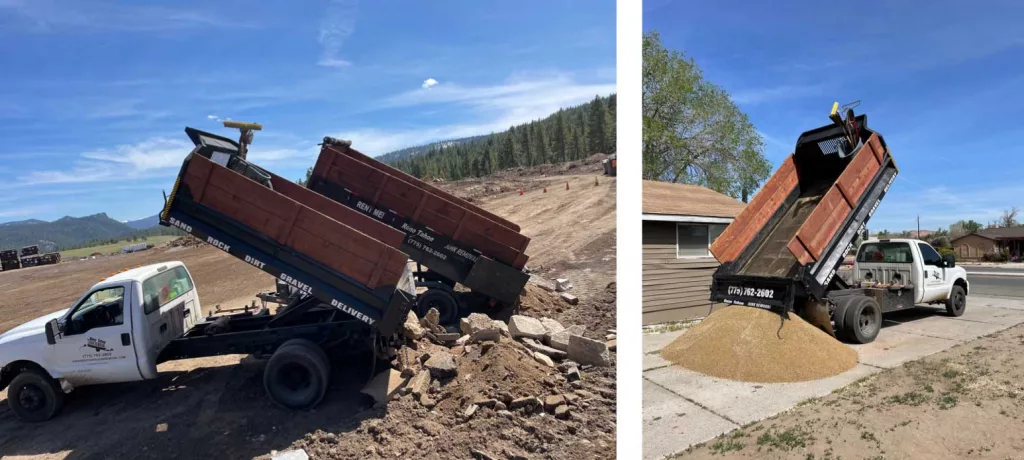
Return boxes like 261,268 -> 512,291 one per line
421,307 -> 441,332
494,401 -> 507,411
360,369 -> 408,404
409,370 -> 431,397
435,332 -> 461,343
533,351 -> 555,368
554,405 -> 570,419
473,398 -> 499,407
605,333 -> 617,341
396,347 -> 418,374
471,449 -> 497,460
525,341 -> 568,360
463,404 -> 479,419
543,394 -> 566,411
532,277 -> 557,292
554,278 -> 573,292
566,366 -> 581,382
460,313 -> 494,336
470,327 -> 500,343
419,394 -> 436,408
557,360 -> 579,373
568,335 -> 611,367
425,351 -> 458,378
548,324 -> 585,351
560,293 -> 579,305
491,320 -> 509,336
539,317 -> 565,336
403,310 -> 425,341
455,334 -> 471,345
508,315 -> 546,340
272,449 -> 309,460
509,396 -> 542,410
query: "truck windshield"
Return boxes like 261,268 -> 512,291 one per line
857,242 -> 914,263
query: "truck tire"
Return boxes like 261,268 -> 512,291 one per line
263,339 -> 330,410
416,289 -> 459,325
831,297 -> 851,342
946,286 -> 967,317
8,369 -> 64,422
842,296 -> 882,344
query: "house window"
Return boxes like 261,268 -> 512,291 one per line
677,223 -> 727,258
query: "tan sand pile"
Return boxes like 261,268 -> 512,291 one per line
661,306 -> 858,383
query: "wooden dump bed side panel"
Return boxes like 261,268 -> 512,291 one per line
181,154 -> 408,290
789,136 -> 885,263
326,144 -> 521,232
834,137 -> 883,208
710,155 -> 799,263
267,173 -> 404,250
311,147 -> 530,268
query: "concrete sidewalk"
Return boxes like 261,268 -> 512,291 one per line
641,295 -> 1024,460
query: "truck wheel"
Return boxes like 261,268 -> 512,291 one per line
416,289 -> 459,325
842,296 -> 882,344
264,339 -> 330,410
8,369 -> 64,423
946,286 -> 967,317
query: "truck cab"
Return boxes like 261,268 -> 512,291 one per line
0,262 -> 201,421
853,238 -> 969,306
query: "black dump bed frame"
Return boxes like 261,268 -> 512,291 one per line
710,116 -> 899,313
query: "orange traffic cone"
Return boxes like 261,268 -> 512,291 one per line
543,187 -> 547,193
519,188 -> 524,196
565,182 -> 569,190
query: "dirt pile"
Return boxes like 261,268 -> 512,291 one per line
290,309 -> 617,459
518,282 -> 616,336
661,306 -> 858,383
169,235 -> 205,248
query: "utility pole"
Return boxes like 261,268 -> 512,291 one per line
917,215 -> 920,239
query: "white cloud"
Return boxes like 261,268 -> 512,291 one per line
422,78 -> 439,89
317,0 -> 357,68
337,73 -> 616,155
207,114 -> 219,120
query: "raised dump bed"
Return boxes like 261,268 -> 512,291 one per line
306,137 -> 530,305
161,128 -> 416,335
709,114 -> 899,311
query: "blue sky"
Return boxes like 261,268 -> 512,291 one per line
0,0 -> 615,223
646,0 -> 1024,233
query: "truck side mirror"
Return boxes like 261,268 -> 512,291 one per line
44,319 -> 60,345
942,254 -> 956,268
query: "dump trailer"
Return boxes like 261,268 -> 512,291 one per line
709,106 -> 905,343
305,137 -> 531,322
161,127 -> 416,336
20,245 -> 39,257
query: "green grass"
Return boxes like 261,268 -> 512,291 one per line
61,236 -> 178,259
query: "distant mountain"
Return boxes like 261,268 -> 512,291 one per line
125,214 -> 160,230
0,213 -> 137,251
375,134 -> 490,164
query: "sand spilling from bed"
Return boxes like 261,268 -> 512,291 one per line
661,306 -> 858,383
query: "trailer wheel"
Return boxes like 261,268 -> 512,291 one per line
8,369 -> 64,422
842,296 -> 882,344
831,297 -> 851,342
946,286 -> 966,317
264,339 -> 331,410
416,289 -> 459,325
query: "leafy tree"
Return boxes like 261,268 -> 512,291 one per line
1001,207 -> 1020,228
949,219 -> 983,239
642,30 -> 770,202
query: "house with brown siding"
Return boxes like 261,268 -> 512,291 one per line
951,227 -> 1024,260
642,180 -> 746,325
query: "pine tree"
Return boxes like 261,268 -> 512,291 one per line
588,95 -> 607,154
552,111 -> 568,162
530,123 -> 547,165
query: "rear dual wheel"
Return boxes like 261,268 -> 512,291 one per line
835,295 -> 882,344
263,339 -> 331,410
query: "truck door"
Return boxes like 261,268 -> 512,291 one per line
917,243 -> 947,302
53,283 -> 143,385
141,265 -> 198,360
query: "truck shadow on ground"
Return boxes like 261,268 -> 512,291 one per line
879,305 -> 957,328
0,353 -> 385,459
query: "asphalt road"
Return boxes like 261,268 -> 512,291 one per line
965,268 -> 1024,298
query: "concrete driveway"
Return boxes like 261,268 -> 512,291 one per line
641,294 -> 1024,460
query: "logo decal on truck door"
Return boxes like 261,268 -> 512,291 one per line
82,337 -> 112,352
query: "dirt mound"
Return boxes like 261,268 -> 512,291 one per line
169,235 -> 205,248
292,339 -> 616,459
661,306 -> 858,383
517,282 -> 616,338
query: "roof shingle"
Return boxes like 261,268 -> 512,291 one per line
642,180 -> 746,218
